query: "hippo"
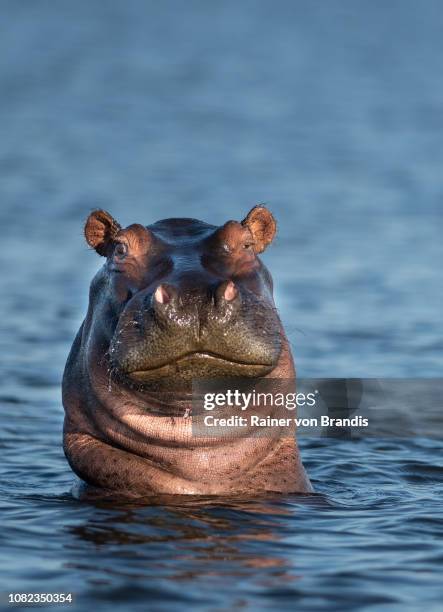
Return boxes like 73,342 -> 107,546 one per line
62,206 -> 312,496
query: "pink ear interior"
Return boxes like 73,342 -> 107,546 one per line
84,210 -> 121,256
242,205 -> 277,253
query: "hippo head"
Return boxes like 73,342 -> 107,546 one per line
84,206 -> 283,391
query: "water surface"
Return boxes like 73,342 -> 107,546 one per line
1,1 -> 442,610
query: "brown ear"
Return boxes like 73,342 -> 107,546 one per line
241,205 -> 276,253
84,210 -> 121,256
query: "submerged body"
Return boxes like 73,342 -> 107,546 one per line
62,206 -> 312,496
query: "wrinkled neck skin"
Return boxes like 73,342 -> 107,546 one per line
63,317 -> 312,497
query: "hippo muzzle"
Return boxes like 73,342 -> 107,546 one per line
110,272 -> 281,388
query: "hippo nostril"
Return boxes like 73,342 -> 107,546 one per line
223,280 -> 238,302
216,280 -> 240,307
154,284 -> 171,305
152,284 -> 179,310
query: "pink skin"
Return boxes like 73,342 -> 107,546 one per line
62,207 -> 312,497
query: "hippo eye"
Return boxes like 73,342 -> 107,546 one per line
114,242 -> 128,259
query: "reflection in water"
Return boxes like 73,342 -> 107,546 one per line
65,495 -> 310,585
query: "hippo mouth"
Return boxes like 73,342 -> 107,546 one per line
126,350 -> 274,382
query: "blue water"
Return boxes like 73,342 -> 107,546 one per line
1,1 -> 442,610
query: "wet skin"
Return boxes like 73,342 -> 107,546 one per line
62,206 -> 312,496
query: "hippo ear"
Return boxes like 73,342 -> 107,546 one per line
241,205 -> 276,253
84,210 -> 121,256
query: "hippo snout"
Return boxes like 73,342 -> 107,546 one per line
150,280 -> 241,327
110,277 -> 281,389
